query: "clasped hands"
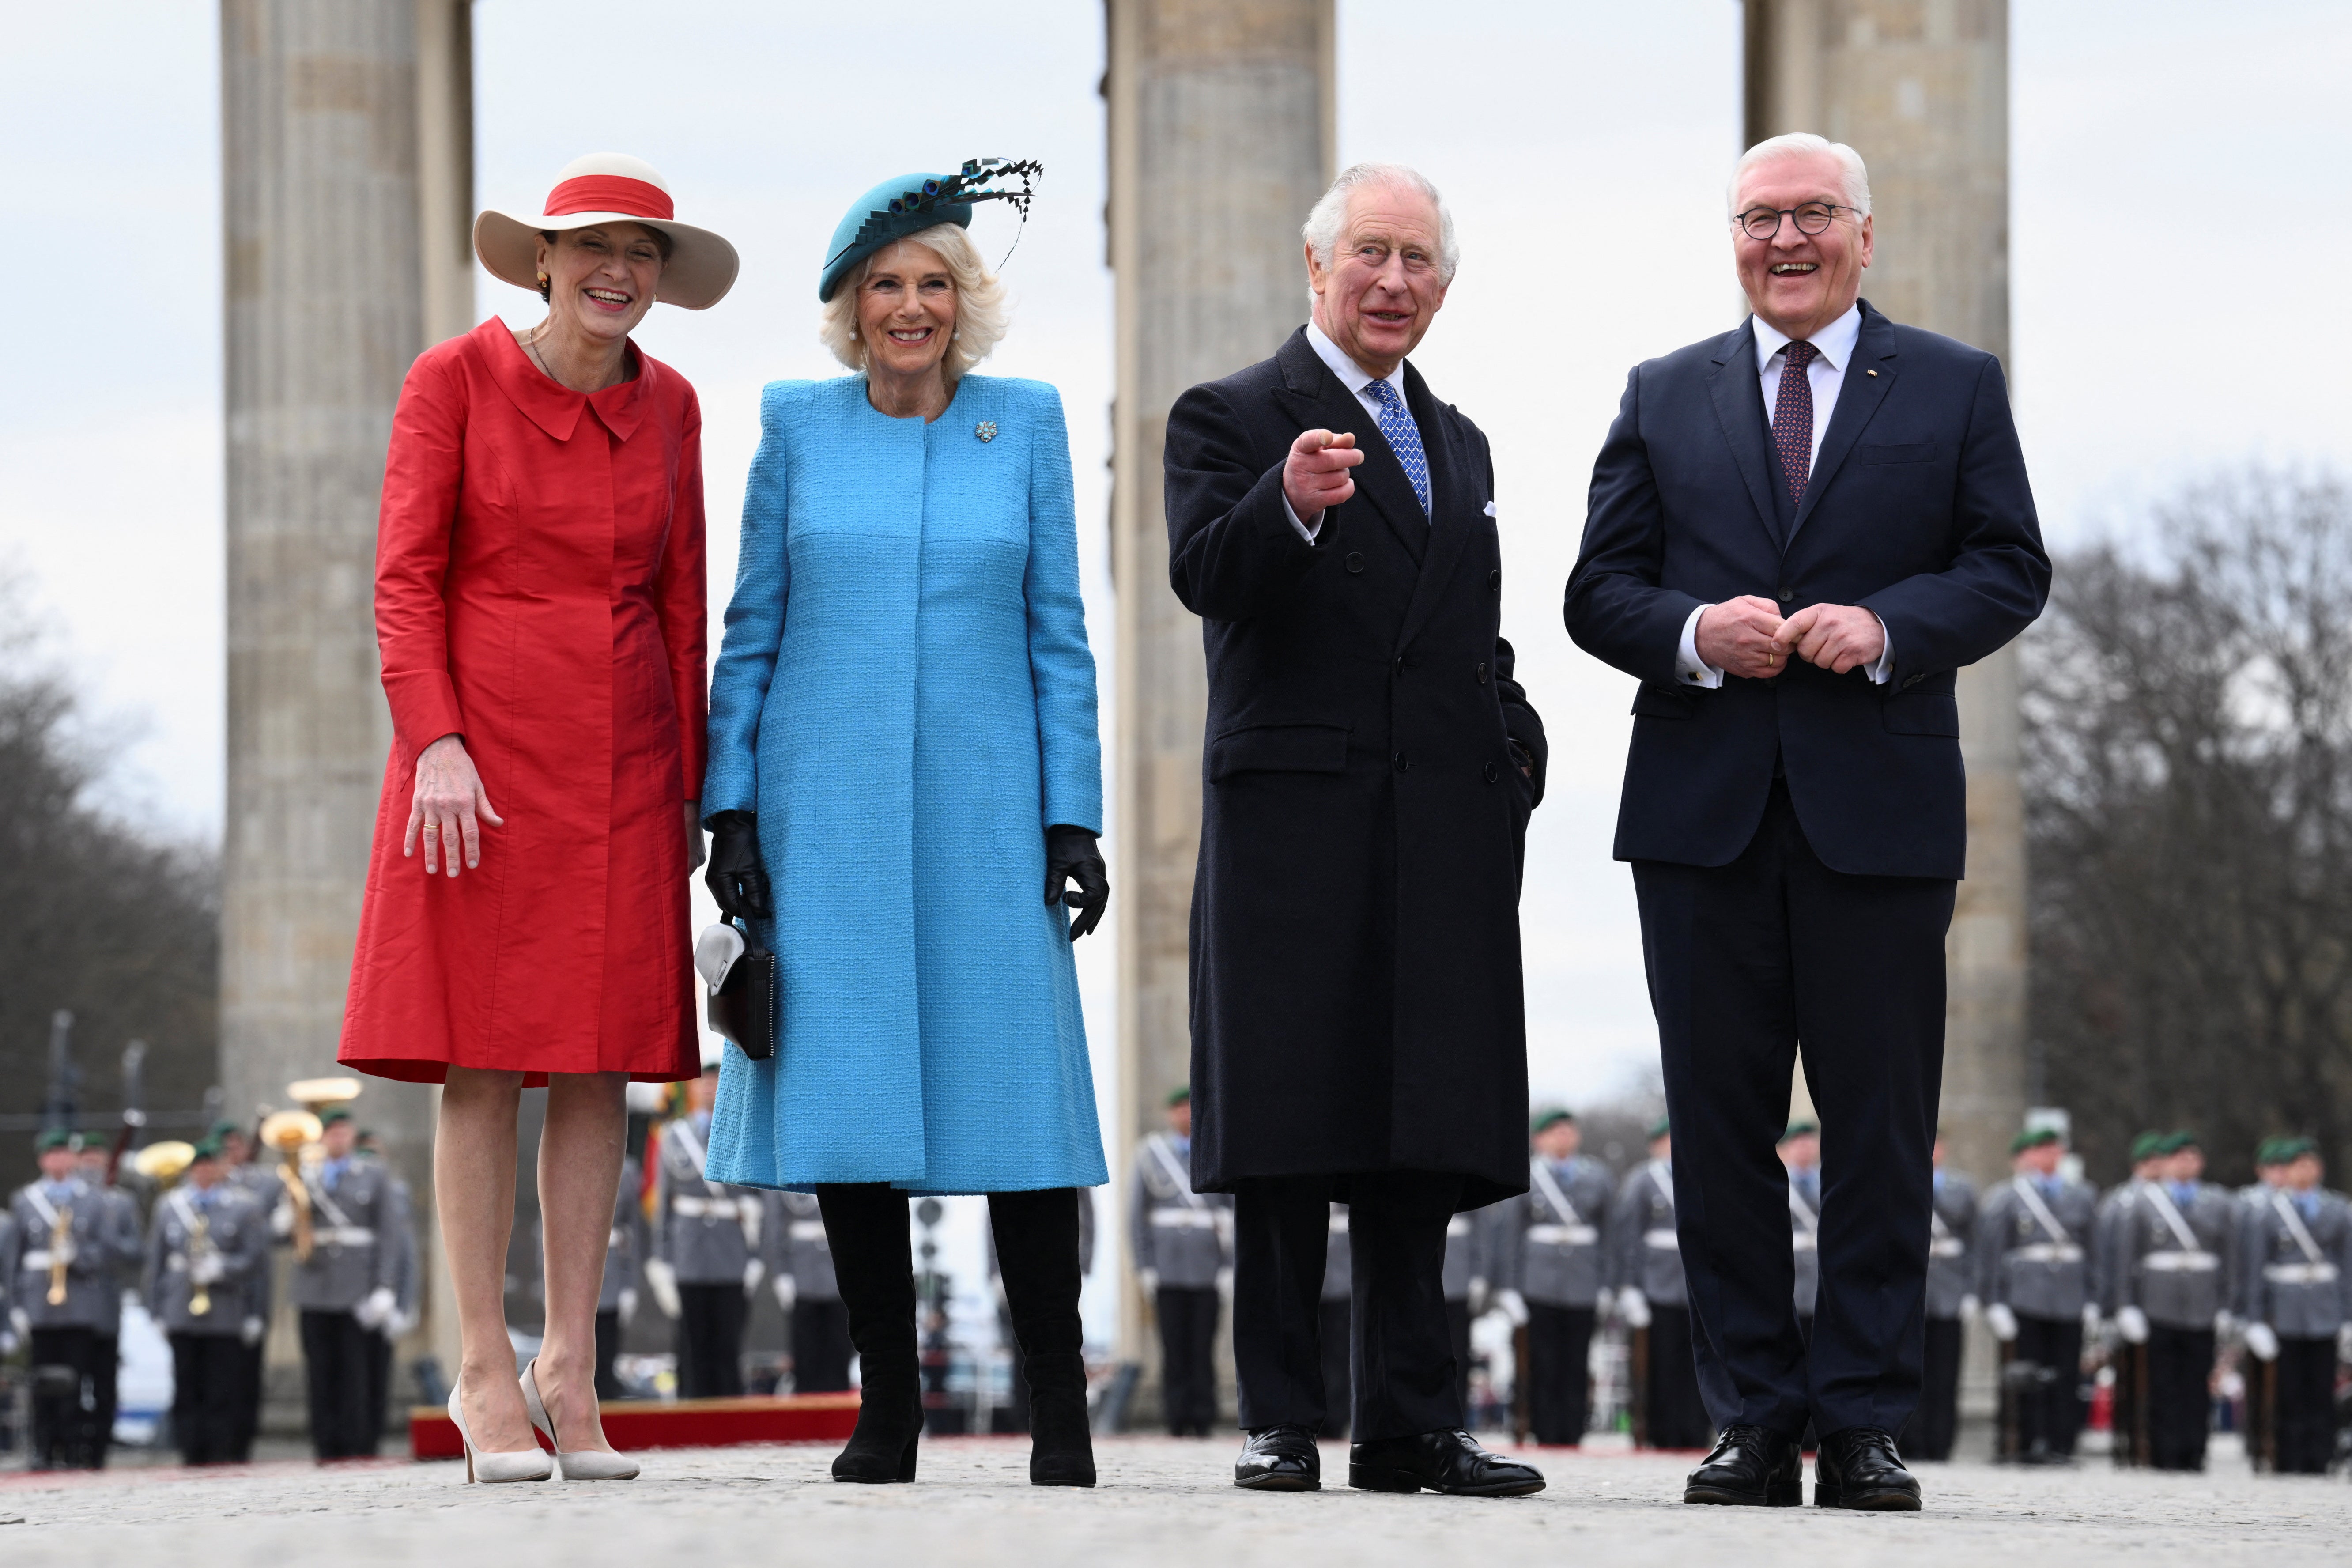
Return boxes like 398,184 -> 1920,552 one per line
1696,595 -> 1884,680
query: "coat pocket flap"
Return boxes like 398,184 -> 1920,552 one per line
1629,682 -> 1699,719
1882,692 -> 1960,736
1858,441 -> 1937,465
1208,722 -> 1351,779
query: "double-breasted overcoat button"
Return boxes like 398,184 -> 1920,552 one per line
1346,552 -> 1366,574
1488,567 -> 1501,593
1475,661 -> 1490,684
1393,752 -> 1408,773
1777,585 -> 1794,603
1393,655 -> 1407,677
1483,761 -> 1499,783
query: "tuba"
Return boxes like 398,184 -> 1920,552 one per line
260,1108 -> 323,1263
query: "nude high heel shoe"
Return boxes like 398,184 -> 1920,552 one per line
522,1358 -> 641,1481
447,1382 -> 553,1484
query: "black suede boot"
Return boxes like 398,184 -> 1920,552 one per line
989,1188 -> 1096,1487
816,1184 -> 922,1482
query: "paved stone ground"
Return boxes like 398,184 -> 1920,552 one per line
1,1436 -> 2347,1567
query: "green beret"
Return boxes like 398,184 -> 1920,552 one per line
2164,1130 -> 2200,1154
318,1106 -> 353,1128
2129,1131 -> 2167,1162
1647,1115 -> 1672,1141
1530,1107 -> 1575,1135
1780,1119 -> 1819,1142
209,1119 -> 242,1141
1166,1085 -> 1191,1108
2271,1136 -> 2318,1164
2011,1126 -> 2062,1155
191,1137 -> 225,1162
2254,1137 -> 2285,1167
34,1127 -> 73,1153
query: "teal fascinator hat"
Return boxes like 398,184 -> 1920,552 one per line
817,158 -> 1043,302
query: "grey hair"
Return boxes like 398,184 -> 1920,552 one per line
818,222 -> 1009,381
1302,162 -> 1460,292
1726,132 -> 1872,219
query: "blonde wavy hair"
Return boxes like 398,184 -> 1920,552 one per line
819,223 -> 1008,381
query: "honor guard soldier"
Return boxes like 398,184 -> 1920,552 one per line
1490,1108 -> 1612,1446
2092,1129 -> 2167,1465
1903,1131 -> 1977,1462
1608,1119 -> 1711,1449
354,1130 -> 419,1448
1318,1204 -> 1352,1437
1442,1200 -> 1495,1413
1129,1086 -> 1230,1438
647,1064 -> 766,1398
274,1107 -> 403,1458
143,1139 -> 269,1464
2237,1137 -> 2351,1474
1977,1126 -> 2098,1463
213,1118 -> 279,1456
73,1136 -> 141,1452
7,1129 -> 142,1468
2234,1138 -> 2290,1457
2112,1131 -> 2238,1471
1778,1121 -> 1822,1343
772,1189 -> 852,1394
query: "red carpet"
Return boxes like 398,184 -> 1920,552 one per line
410,1393 -> 862,1460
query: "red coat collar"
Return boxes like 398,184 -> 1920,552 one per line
476,316 -> 653,442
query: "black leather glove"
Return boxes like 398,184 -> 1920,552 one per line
1044,825 -> 1109,940
704,811 -> 772,921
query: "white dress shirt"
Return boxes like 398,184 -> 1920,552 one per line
1282,321 -> 1421,542
1675,302 -> 1891,688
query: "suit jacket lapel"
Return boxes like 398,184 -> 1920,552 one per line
1396,361 -> 1471,647
1270,329 -> 1426,566
1789,300 -> 1899,544
1706,321 -> 1780,553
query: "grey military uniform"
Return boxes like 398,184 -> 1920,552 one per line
8,1178 -> 143,1330
1926,1171 -> 1978,1319
1787,1166 -> 1822,1317
652,1119 -> 762,1285
277,1159 -> 402,1311
1128,1133 -> 1229,1289
602,1157 -> 646,1312
2117,1181 -> 2238,1330
226,1162 -> 284,1327
144,1184 -> 268,1334
1442,1207 -> 1490,1302
1608,1160 -> 1688,1307
1495,1156 -> 1614,1308
2090,1179 -> 2146,1315
381,1172 -> 419,1326
1977,1174 -> 2099,1320
2239,1186 -> 2352,1339
768,1190 -> 839,1302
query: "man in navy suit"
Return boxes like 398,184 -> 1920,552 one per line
1564,133 -> 2050,1511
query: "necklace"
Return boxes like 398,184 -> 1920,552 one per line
525,325 -> 563,387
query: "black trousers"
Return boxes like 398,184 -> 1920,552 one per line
234,1336 -> 266,1455
1157,1286 -> 1221,1437
2272,1336 -> 2338,1474
1644,1304 -> 1715,1449
594,1308 -> 624,1399
92,1334 -> 119,1453
1634,782 -> 1953,1440
2145,1324 -> 2214,1470
792,1297 -> 854,1394
1525,1303 -> 1596,1445
1899,1315 -> 1963,1461
1317,1299 -> 1352,1437
1446,1297 -> 1474,1414
27,1326 -> 107,1469
364,1323 -> 394,1448
1232,1171 -> 1464,1443
2012,1313 -> 2085,1457
170,1333 -> 249,1465
676,1282 -> 748,1399
299,1309 -> 378,1458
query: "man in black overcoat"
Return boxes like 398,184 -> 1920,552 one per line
1164,162 -> 1547,1500
1564,133 -> 2050,1511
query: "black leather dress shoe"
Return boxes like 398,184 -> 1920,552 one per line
1683,1424 -> 1801,1506
1813,1427 -> 1922,1510
1348,1429 -> 1544,1497
1234,1425 -> 1320,1491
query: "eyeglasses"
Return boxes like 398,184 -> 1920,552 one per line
1735,203 -> 1854,241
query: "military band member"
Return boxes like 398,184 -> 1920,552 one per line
145,1139 -> 269,1464
1490,1109 -> 1612,1447
2237,1137 -> 2351,1475
1903,1132 -> 1977,1462
353,1133 -> 418,1450
8,1129 -> 141,1468
1778,1121 -> 1822,1343
1318,1203 -> 1352,1438
2092,1129 -> 2167,1466
274,1107 -> 402,1458
214,1118 -> 279,1457
647,1066 -> 765,1399
1977,1126 -> 2097,1462
1608,1120 -> 1711,1449
594,1154 -> 645,1398
774,1188 -> 851,1394
1130,1087 -> 1230,1439
2113,1131 -> 2237,1471
73,1137 -> 140,1454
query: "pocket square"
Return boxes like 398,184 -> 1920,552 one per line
1483,500 -> 1498,517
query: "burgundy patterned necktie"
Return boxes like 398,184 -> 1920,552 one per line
1773,339 -> 1820,504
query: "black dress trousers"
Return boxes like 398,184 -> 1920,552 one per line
1633,780 -> 1954,1440
26,1326 -> 107,1469
1317,1298 -> 1352,1438
676,1283 -> 748,1399
1156,1286 -> 1221,1436
1525,1303 -> 1596,1445
2272,1336 -> 2338,1474
169,1334 -> 247,1465
2145,1324 -> 2215,1470
1902,1315 -> 1963,1461
1231,1171 -> 1465,1444
594,1308 -> 624,1399
1643,1305 -> 1715,1449
2014,1313 -> 2085,1458
299,1309 -> 379,1458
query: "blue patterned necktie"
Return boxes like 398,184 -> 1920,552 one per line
1772,339 -> 1819,504
1363,377 -> 1431,517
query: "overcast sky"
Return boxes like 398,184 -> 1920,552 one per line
8,0 -> 2351,1126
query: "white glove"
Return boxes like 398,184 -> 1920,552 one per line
2213,1310 -> 2238,1339
1594,1287 -> 1615,1318
2081,1302 -> 2102,1338
190,1252 -> 227,1285
773,1273 -> 797,1312
1468,1275 -> 1490,1317
1495,1288 -> 1529,1326
2117,1305 -> 2150,1344
1215,1267 -> 1234,1302
240,1315 -> 266,1346
618,1287 -> 639,1326
2337,1324 -> 2352,1363
1985,1302 -> 2019,1342
1136,1268 -> 1159,1297
2244,1322 -> 2280,1362
0,1327 -> 17,1356
1618,1289 -> 1651,1330
645,1258 -> 682,1319
352,1286 -> 396,1330
8,1307 -> 28,1339
743,1258 -> 766,1299
1959,1294 -> 1981,1322
270,1204 -> 294,1237
387,1307 -> 418,1340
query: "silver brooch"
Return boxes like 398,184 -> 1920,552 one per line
974,420 -> 997,443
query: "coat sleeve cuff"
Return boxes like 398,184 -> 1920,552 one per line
381,671 -> 465,757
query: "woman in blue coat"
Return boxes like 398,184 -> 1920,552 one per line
700,166 -> 1107,1488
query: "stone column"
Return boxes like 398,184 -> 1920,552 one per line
220,0 -> 474,1409
1103,0 -> 1335,1383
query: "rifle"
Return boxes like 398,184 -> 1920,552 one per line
106,1039 -> 148,1184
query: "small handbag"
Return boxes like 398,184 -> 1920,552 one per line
696,919 -> 779,1062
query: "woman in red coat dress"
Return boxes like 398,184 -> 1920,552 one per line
339,154 -> 738,1483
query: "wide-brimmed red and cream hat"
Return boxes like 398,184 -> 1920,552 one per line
474,152 -> 739,310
